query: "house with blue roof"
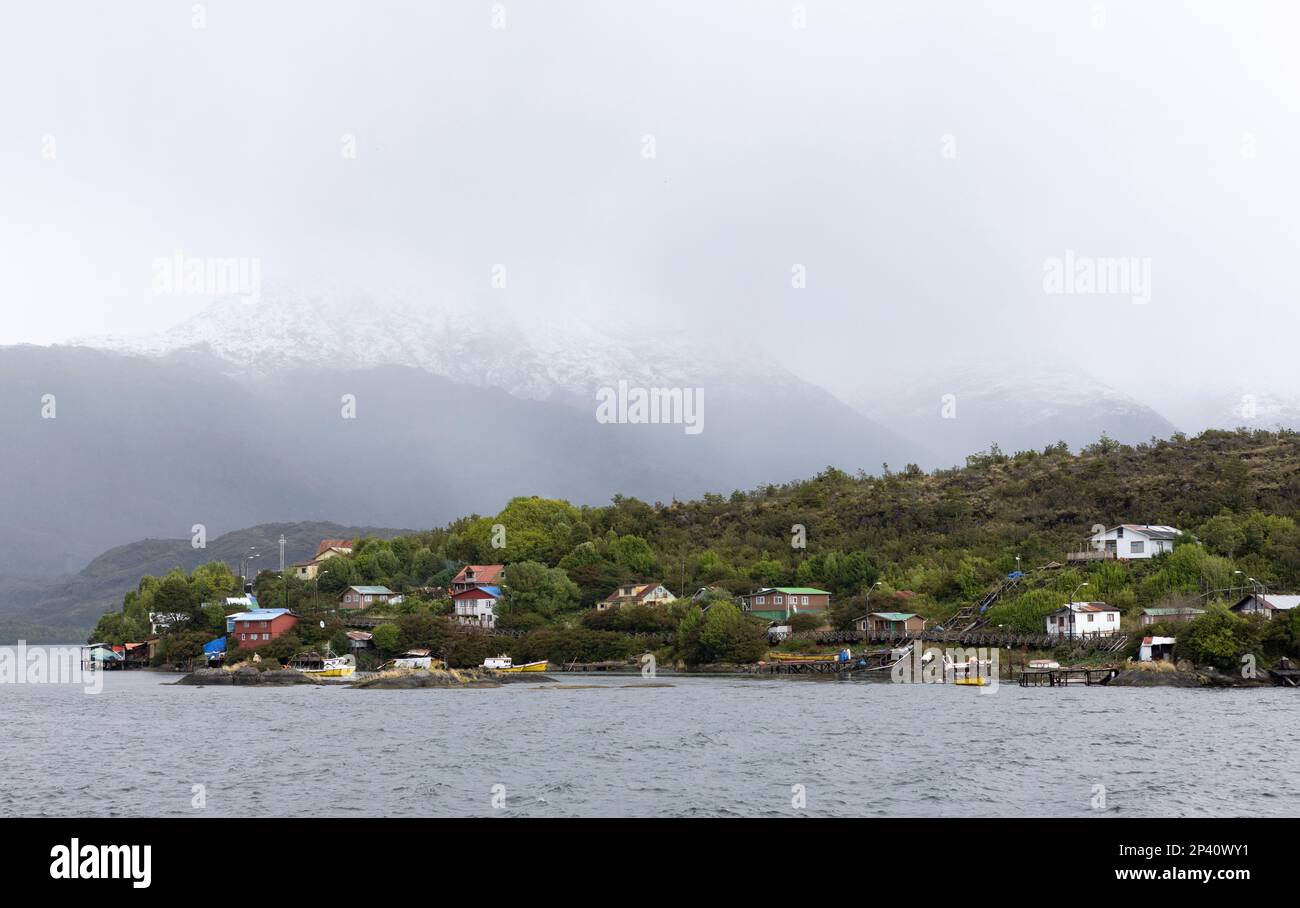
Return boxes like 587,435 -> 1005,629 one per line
452,584 -> 500,629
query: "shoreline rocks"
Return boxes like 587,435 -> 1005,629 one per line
1107,666 -> 1268,688
175,667 -> 320,686
348,668 -> 559,689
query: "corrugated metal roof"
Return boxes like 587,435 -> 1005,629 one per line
870,612 -> 919,622
1260,595 -> 1300,611
346,586 -> 394,595
453,585 -> 500,598
1056,601 -> 1119,613
758,587 -> 831,596
230,608 -> 291,620
1142,607 -> 1204,616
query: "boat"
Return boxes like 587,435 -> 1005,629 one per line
482,655 -> 548,672
769,651 -> 838,662
290,648 -> 356,678
954,676 -> 989,686
1028,659 -> 1060,670
498,660 -> 549,673
388,648 -> 444,670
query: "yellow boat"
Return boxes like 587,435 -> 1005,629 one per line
953,676 -> 988,686
498,660 -> 549,673
769,652 -> 838,662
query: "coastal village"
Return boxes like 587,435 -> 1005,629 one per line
84,520 -> 1300,688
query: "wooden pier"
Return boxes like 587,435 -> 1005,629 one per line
1019,667 -> 1118,687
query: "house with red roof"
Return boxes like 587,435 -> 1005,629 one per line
452,585 -> 501,628
1045,601 -> 1121,638
450,564 -> 505,595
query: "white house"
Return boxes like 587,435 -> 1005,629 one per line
1085,524 -> 1181,560
1138,636 -> 1176,661
1230,593 -> 1300,620
1045,601 -> 1121,638
452,585 -> 500,628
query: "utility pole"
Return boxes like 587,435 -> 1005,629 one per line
279,534 -> 288,610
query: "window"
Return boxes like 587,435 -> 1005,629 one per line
1087,614 -> 1095,622
262,633 -> 269,640
1106,613 -> 1115,621
774,596 -> 783,605
756,596 -> 765,605
1131,541 -> 1145,554
801,596 -> 809,605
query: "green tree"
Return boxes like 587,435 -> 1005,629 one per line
501,561 -> 580,618
372,623 -> 401,654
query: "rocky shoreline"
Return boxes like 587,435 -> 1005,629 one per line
1106,666 -> 1268,688
175,666 -> 321,686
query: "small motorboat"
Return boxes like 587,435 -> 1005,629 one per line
482,654 -> 548,672
483,654 -> 513,670
290,648 -> 356,678
497,660 -> 549,673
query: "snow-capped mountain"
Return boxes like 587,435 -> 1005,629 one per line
6,286 -> 924,581
846,358 -> 1180,466
79,281 -> 794,406
1145,387 -> 1300,436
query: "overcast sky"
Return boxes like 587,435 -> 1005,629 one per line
2,0 -> 1298,397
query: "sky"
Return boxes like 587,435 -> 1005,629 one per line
2,0 -> 1298,399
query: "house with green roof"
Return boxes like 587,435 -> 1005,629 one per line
856,612 -> 926,636
741,587 -> 831,622
1139,606 -> 1205,626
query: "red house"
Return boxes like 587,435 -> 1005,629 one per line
450,564 -> 504,595
231,609 -> 298,648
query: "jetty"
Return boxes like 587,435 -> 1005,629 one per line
1019,667 -> 1118,687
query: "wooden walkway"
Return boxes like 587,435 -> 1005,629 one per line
1019,667 -> 1118,687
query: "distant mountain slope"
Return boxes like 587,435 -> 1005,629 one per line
0,522 -> 411,641
0,343 -> 922,590
80,283 -> 818,406
847,361 -> 1179,466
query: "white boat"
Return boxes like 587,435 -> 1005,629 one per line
390,649 -> 443,670
291,649 -> 356,678
483,654 -> 513,670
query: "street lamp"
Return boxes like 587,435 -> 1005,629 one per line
315,570 -> 329,611
1068,581 -> 1089,639
239,548 -> 259,593
862,580 -> 882,636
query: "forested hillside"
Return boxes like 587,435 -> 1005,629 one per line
92,429 -> 1300,668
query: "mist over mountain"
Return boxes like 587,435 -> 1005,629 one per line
845,359 -> 1180,467
0,320 -> 922,588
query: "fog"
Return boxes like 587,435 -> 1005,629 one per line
2,0 -> 1298,397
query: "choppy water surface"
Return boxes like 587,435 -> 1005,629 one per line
2,664 -> 1297,817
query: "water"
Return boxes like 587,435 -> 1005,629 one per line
2,666 -> 1297,817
